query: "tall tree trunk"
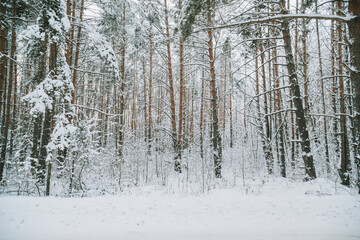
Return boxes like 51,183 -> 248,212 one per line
118,4 -> 127,185
148,30 -> 153,155
71,0 -> 84,113
143,57 -> 149,183
273,31 -> 286,178
207,0 -> 222,178
0,0 -> 7,181
301,1 -> 309,117
280,2 -> 316,180
0,0 -> 16,176
38,40 -> 57,183
315,0 -> 330,175
164,0 -> 181,173
336,3 -> 351,186
347,0 -> 360,193
65,0 -> 73,66
178,0 -> 184,161
31,25 -> 49,178
228,44 -> 233,148
131,54 -> 138,136
259,28 -> 274,174
331,4 -> 339,159
289,0 -> 298,169
68,0 -> 84,193
199,59 -> 206,192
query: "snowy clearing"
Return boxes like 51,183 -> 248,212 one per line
1,179 -> 359,240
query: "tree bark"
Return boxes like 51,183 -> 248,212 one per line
0,0 -> 16,177
118,6 -> 126,183
178,0 -> 184,159
315,0 -> 330,175
259,27 -> 274,175
207,0 -> 222,178
38,40 -> 57,182
337,2 -> 351,186
347,0 -> 360,193
164,0 -> 181,173
280,4 -> 316,180
0,0 -> 7,181
148,31 -> 153,155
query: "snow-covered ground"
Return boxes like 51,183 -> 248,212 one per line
1,178 -> 359,240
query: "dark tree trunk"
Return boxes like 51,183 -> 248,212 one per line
0,0 -> 7,181
347,0 -> 360,193
0,0 -> 16,175
31,21 -> 49,178
39,41 -> 57,182
336,1 -> 351,186
280,5 -> 316,180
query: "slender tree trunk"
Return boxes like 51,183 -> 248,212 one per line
200,55 -> 205,163
142,57 -> 149,183
164,0 -> 181,173
0,0 -> 7,181
280,3 -> 316,179
71,0 -> 84,110
273,32 -> 286,178
68,0 -> 84,192
301,1 -> 309,117
207,0 -> 222,178
131,54 -> 138,136
336,3 -> 351,186
347,0 -> 360,192
9,41 -> 17,157
289,0 -> 299,169
148,31 -> 153,155
117,4 -> 127,186
65,0 -> 73,66
31,23 -> 49,177
0,0 -> 16,180
0,0 -> 6,119
256,41 -> 270,176
178,0 -> 184,161
39,40 -> 57,183
228,44 -> 233,148
259,28 -> 274,174
315,0 -> 330,175
331,4 -> 339,158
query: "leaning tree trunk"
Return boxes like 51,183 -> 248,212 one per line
280,4 -> 316,180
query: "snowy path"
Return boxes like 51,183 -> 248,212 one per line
1,180 -> 360,240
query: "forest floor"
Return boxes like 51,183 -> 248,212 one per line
0,178 -> 359,240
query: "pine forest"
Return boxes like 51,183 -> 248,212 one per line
0,0 -> 360,238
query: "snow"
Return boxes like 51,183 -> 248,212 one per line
0,178 -> 359,240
